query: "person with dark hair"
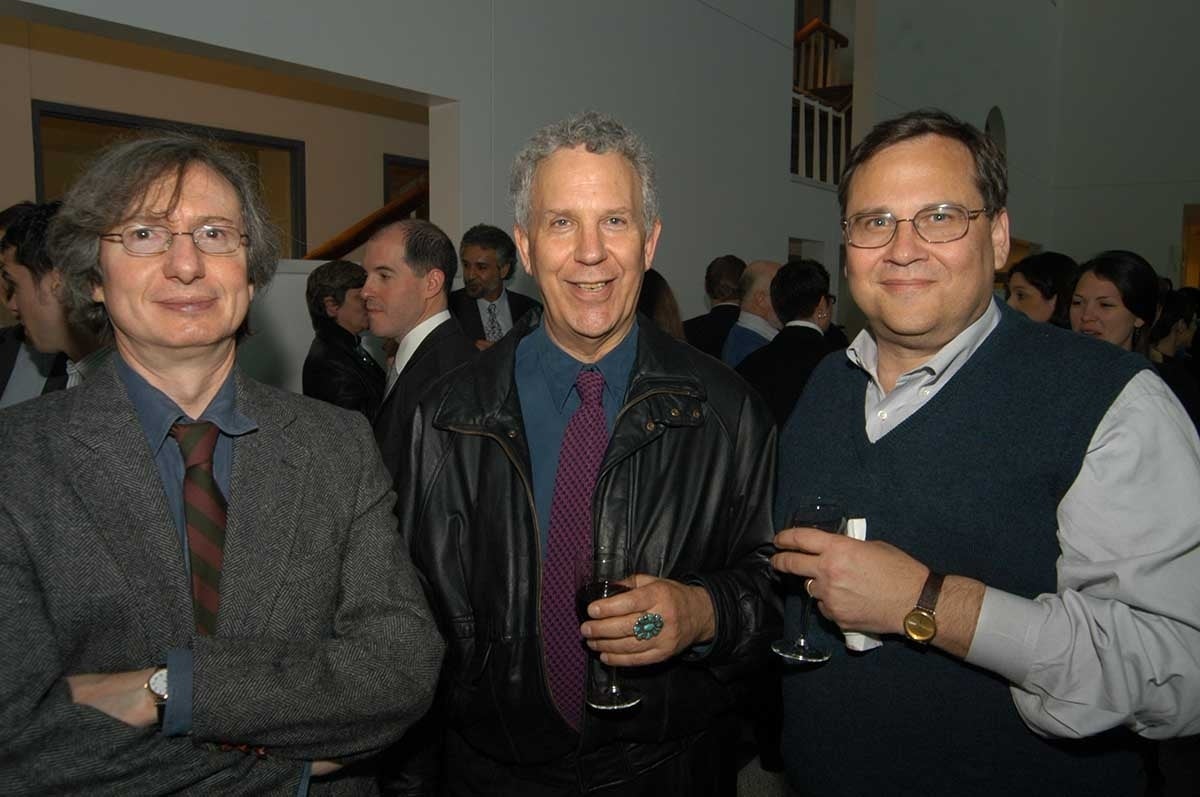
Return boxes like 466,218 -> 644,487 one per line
1005,250 -> 1077,328
1,200 -> 107,396
773,108 -> 1200,796
1149,289 -> 1200,432
636,268 -> 685,339
0,134 -> 442,794
1071,249 -> 1159,354
721,259 -> 782,367
0,201 -> 66,407
449,223 -> 541,350
300,259 -> 385,418
366,219 -> 476,481
393,111 -> 777,795
736,259 -> 833,425
683,254 -> 746,357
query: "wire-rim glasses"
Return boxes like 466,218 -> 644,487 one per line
842,204 -> 990,249
99,224 -> 249,257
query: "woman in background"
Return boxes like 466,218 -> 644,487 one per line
1006,251 -> 1077,327
1149,290 -> 1200,433
637,268 -> 686,340
1070,250 -> 1158,355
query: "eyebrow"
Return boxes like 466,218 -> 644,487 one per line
122,214 -> 240,226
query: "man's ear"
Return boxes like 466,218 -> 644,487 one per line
322,296 -> 340,318
500,260 -> 513,281
514,225 -> 533,277
425,267 -> 446,298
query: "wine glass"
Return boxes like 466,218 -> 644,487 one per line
575,553 -> 642,711
772,498 -> 847,663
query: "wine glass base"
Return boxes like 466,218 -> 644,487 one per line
772,639 -> 832,663
587,687 -> 642,711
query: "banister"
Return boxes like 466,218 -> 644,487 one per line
794,17 -> 848,48
302,174 -> 430,260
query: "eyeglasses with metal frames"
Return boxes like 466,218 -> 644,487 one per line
98,224 -> 249,256
841,204 -> 990,249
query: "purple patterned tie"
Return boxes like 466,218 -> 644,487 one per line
541,368 -> 607,730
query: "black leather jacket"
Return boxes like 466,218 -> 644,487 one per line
301,318 -> 386,419
395,312 -> 779,784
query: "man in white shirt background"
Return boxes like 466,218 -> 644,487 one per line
366,218 -> 476,482
448,223 -> 541,351
720,259 -> 781,367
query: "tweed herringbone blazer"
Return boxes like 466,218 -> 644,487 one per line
0,358 -> 444,795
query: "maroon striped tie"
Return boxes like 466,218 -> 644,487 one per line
170,422 -> 227,636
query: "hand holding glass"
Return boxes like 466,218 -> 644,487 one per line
772,500 -> 847,663
575,554 -> 642,710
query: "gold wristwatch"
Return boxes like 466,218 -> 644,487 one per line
145,666 -> 168,725
902,571 -> 944,643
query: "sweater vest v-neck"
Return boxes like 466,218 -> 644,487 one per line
777,307 -> 1149,796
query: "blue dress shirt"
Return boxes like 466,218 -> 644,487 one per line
116,357 -> 256,738
514,321 -> 638,555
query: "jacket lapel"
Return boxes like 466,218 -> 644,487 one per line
217,373 -> 308,635
66,363 -> 193,643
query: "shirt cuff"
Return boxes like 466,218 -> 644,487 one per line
296,761 -> 312,797
162,647 -> 194,737
963,587 -> 1045,684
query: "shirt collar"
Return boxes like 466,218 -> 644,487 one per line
392,309 -> 452,378
736,310 -> 779,341
846,297 -> 1001,386
476,287 -> 508,309
116,354 -> 258,455
66,345 -> 113,380
529,319 -> 638,413
785,320 -> 824,334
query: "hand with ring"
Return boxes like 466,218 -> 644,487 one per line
580,575 -> 716,666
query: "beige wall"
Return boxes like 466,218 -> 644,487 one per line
0,19 -> 428,258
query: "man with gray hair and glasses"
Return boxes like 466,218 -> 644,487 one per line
0,134 -> 442,794
773,108 -> 1200,795
392,111 -> 778,794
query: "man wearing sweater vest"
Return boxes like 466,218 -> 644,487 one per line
773,109 -> 1200,796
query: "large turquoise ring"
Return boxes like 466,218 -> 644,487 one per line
633,612 -> 665,641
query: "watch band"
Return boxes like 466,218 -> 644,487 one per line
915,571 -> 945,613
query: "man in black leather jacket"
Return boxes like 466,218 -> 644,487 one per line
393,111 -> 779,795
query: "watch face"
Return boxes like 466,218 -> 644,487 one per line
148,668 -> 169,700
903,609 -> 937,642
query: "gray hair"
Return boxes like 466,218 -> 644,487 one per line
47,133 -> 280,337
510,110 -> 659,232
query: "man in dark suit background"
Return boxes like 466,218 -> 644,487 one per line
683,254 -> 745,358
301,259 -> 386,418
736,259 -> 834,426
0,134 -> 442,794
365,219 -> 476,481
449,223 -> 541,350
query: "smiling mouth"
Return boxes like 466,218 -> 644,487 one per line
571,280 -> 613,292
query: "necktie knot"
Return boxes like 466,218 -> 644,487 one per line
170,421 -> 220,468
576,369 -> 604,408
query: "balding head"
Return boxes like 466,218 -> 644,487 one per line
739,260 -> 782,328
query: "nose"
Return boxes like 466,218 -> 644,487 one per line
163,233 -> 206,283
884,219 -> 925,266
574,223 -> 604,266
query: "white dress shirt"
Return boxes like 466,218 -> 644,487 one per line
734,310 -> 779,342
475,289 -> 515,340
384,309 -> 451,398
846,298 -> 1200,739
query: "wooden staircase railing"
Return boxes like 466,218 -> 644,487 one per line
303,174 -> 429,260
793,17 -> 849,95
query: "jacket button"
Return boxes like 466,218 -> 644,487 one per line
691,409 -> 701,419
645,421 -> 656,431
669,407 -> 681,417
507,430 -> 518,438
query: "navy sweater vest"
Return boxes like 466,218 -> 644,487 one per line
777,306 -> 1150,796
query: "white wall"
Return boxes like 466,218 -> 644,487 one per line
1053,0 -> 1200,278
857,0 -> 1063,249
13,0 -> 821,320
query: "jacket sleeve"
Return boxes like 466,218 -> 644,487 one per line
0,505 -> 306,794
687,389 -> 781,680
188,416 -> 445,761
